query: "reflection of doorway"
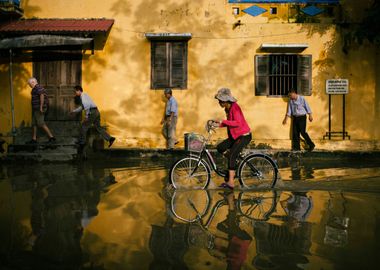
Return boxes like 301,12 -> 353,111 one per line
33,57 -> 81,121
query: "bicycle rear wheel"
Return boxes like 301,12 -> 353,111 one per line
238,190 -> 278,221
238,154 -> 278,188
170,190 -> 210,223
170,157 -> 211,189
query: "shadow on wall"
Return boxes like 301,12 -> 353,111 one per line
0,53 -> 32,139
88,0 -> 272,143
21,0 -> 42,17
299,21 -> 378,140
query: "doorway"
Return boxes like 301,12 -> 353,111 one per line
33,55 -> 82,121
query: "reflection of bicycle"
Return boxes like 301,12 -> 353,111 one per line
166,189 -> 279,262
169,120 -> 278,189
168,189 -> 279,224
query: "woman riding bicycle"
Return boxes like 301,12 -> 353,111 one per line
214,88 -> 252,190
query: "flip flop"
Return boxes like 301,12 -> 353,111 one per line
219,182 -> 234,190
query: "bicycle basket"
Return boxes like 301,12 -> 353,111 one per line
185,133 -> 206,152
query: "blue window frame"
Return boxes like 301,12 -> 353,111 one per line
0,0 -> 20,5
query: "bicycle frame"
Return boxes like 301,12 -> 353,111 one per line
191,149 -> 226,177
189,191 -> 278,229
190,147 -> 264,178
187,126 -> 228,178
184,120 -> 279,185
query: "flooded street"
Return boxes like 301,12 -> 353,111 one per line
0,158 -> 380,270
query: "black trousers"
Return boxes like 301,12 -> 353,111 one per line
79,108 -> 111,145
217,133 -> 252,170
292,115 -> 314,150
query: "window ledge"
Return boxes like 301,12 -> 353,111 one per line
145,33 -> 192,41
260,43 -> 308,52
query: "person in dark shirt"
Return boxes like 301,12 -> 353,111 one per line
26,78 -> 56,144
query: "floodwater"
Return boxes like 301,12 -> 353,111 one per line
0,158 -> 380,270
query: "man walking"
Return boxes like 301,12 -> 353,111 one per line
27,78 -> 56,144
70,85 -> 115,148
161,88 -> 178,149
282,89 -> 315,151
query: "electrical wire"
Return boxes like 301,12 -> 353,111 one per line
114,27 -> 306,40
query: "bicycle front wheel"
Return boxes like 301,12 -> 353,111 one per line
238,154 -> 278,188
238,190 -> 278,221
170,189 -> 210,223
170,157 -> 211,189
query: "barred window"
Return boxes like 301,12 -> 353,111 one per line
255,54 -> 312,96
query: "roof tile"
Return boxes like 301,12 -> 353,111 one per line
0,18 -> 114,33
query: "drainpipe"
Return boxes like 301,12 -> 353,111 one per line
9,48 -> 16,143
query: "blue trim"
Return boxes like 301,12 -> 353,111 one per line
243,5 -> 268,16
228,0 -> 339,4
301,5 -> 324,16
0,0 -> 20,5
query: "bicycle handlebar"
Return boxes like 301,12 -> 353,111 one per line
206,120 -> 219,134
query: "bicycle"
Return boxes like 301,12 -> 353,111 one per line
165,189 -> 280,261
169,120 -> 279,189
168,189 -> 280,224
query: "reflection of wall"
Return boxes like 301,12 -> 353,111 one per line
0,0 -> 378,148
312,192 -> 380,269
253,221 -> 312,270
149,224 -> 189,270
0,164 -> 104,268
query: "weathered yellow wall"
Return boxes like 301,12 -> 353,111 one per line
0,61 -> 32,143
0,0 -> 377,148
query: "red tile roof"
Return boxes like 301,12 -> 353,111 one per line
0,18 -> 114,34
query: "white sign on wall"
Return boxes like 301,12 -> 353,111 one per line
326,79 -> 349,94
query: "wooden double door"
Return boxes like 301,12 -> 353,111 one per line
33,58 -> 81,121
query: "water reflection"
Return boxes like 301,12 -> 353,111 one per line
0,164 -> 115,269
323,192 -> 350,248
161,189 -> 281,270
290,159 -> 315,181
159,187 -> 379,269
253,192 -> 313,270
0,163 -> 379,269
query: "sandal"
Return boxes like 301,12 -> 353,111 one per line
219,182 -> 234,190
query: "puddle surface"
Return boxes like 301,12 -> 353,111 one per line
0,160 -> 379,269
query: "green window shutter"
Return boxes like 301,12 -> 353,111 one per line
255,55 -> 270,96
151,42 -> 169,89
170,42 -> 187,89
297,55 -> 312,96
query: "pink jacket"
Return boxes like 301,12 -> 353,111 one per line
220,102 -> 251,140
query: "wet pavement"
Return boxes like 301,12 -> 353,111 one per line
0,158 -> 380,270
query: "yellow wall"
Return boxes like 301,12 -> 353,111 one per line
0,0 -> 378,148
0,61 -> 32,143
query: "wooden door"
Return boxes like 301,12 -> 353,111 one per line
33,58 -> 82,121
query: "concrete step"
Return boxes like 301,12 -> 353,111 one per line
6,152 -> 77,162
14,120 -> 80,144
8,143 -> 77,153
6,143 -> 78,162
13,121 -> 106,145
15,136 -> 78,145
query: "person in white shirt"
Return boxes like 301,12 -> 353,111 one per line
282,89 -> 315,151
160,88 -> 178,149
70,85 -> 115,147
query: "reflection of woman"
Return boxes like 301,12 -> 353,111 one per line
215,192 -> 252,270
214,88 -> 252,190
